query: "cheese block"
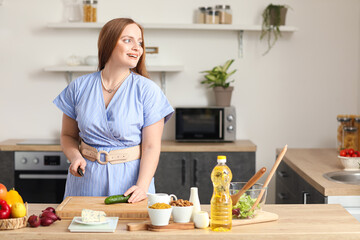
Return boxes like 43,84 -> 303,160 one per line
81,209 -> 106,222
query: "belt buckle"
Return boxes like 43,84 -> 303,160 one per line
97,150 -> 109,165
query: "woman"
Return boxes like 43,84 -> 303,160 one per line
53,18 -> 174,203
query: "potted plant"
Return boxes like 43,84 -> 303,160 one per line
260,4 -> 289,55
200,59 -> 237,106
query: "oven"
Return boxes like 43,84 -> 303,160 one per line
14,151 -> 70,203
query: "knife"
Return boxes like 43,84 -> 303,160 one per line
77,167 -> 84,177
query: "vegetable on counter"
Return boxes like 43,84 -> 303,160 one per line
340,148 -> 360,157
0,184 -> 7,201
104,194 -> 131,204
232,194 -> 260,219
0,200 -> 11,219
5,188 -> 24,208
28,206 -> 61,227
28,215 -> 41,227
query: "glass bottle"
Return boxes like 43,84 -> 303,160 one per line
63,0 -> 82,22
355,117 -> 360,151
343,126 -> 358,151
195,7 -> 206,24
337,115 -> 351,151
210,155 -> 232,232
205,8 -> 220,24
83,0 -> 97,22
215,5 -> 232,24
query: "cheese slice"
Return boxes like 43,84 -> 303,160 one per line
81,209 -> 106,222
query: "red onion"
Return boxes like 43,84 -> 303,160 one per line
40,217 -> 54,226
42,207 -> 56,213
28,214 -> 41,228
40,211 -> 61,222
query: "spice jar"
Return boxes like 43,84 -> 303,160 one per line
337,115 -> 351,151
205,8 -> 220,24
195,7 -> 206,24
215,5 -> 232,24
343,126 -> 358,151
83,0 -> 97,22
354,117 -> 360,151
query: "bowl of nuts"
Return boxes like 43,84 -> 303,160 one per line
170,199 -> 193,223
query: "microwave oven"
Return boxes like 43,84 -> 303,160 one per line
175,106 -> 236,142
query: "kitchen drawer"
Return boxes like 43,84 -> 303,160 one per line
276,177 -> 300,204
276,161 -> 299,194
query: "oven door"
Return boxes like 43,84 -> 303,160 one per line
14,170 -> 68,203
176,108 -> 223,141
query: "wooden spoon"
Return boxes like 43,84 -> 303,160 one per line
231,167 -> 267,205
250,144 -> 288,211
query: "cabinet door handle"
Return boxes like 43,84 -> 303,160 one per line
303,192 -> 310,204
277,193 -> 288,200
193,158 -> 198,187
181,158 -> 186,186
277,171 -> 288,178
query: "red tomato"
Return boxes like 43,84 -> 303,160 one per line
355,151 -> 360,155
352,154 -> 359,158
0,184 -> 7,201
348,149 -> 355,155
340,150 -> 347,157
346,154 -> 351,157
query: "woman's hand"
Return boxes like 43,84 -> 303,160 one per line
69,158 -> 86,177
124,185 -> 147,203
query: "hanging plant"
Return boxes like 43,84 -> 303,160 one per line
260,4 -> 289,55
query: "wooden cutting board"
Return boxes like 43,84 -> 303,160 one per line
127,211 -> 278,231
127,221 -> 195,232
232,211 -> 278,226
56,196 -> 149,220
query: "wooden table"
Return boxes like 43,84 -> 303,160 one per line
1,204 -> 360,240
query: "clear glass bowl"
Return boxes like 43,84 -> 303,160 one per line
230,182 -> 267,219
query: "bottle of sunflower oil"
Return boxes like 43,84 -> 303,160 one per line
210,155 -> 232,232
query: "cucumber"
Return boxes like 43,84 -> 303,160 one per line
104,194 -> 131,204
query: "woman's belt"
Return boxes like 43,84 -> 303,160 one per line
80,141 -> 141,165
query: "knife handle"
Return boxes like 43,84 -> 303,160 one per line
77,167 -> 84,177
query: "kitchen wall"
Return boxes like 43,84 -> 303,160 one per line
0,0 -> 359,203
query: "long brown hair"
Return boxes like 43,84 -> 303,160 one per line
97,18 -> 149,78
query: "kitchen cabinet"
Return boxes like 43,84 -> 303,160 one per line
0,151 -> 14,189
276,161 -> 327,204
155,151 -> 255,204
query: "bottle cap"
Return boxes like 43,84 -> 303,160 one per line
217,155 -> 226,163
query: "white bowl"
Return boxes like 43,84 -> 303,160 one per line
85,56 -> 98,66
338,156 -> 360,171
172,206 -> 193,223
147,207 -> 172,226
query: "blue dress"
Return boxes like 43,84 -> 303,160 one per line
53,71 -> 174,198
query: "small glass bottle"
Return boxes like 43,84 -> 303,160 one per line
215,5 -> 232,24
195,7 -> 206,24
337,115 -> 351,151
83,0 -> 97,22
343,126 -> 358,151
354,117 -> 360,151
205,9 -> 220,24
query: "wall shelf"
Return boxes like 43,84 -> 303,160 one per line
44,65 -> 184,94
47,22 -> 297,58
47,22 -> 297,32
